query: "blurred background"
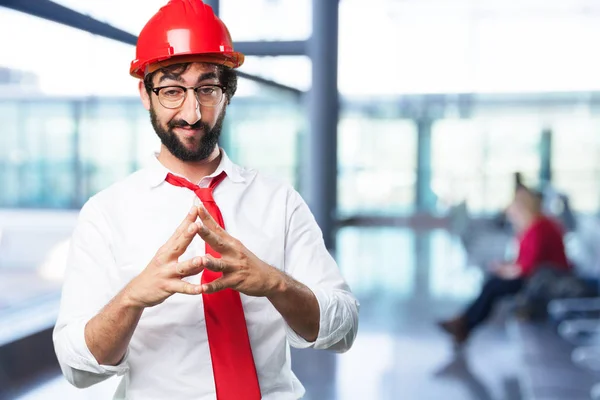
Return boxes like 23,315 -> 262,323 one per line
2,0 -> 600,399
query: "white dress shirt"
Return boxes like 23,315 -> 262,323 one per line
53,149 -> 359,400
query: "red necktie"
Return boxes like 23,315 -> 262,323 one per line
165,172 -> 261,400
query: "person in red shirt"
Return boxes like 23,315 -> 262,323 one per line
438,187 -> 570,345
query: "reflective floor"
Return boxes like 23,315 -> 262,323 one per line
13,227 -> 524,400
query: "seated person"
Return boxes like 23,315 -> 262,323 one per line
438,187 -> 570,345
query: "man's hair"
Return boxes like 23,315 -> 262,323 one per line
143,62 -> 238,104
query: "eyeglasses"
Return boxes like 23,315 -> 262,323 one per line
150,84 -> 225,109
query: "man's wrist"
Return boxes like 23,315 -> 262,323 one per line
120,283 -> 146,310
265,267 -> 289,299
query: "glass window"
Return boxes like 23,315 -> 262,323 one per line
339,2 -> 473,96
0,101 -> 77,208
429,230 -> 483,300
0,7 -> 138,97
0,102 -> 21,207
339,0 -> 600,95
224,80 -> 304,188
432,117 -> 541,214
53,0 -> 312,41
221,0 -> 311,41
338,115 -> 417,216
79,101 -> 150,198
20,101 -> 78,208
241,56 -> 311,92
337,227 -> 415,300
52,0 -> 167,36
552,118 -> 600,212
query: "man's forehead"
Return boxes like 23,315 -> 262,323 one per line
153,62 -> 220,84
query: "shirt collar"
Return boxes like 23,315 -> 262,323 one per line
145,148 -> 245,188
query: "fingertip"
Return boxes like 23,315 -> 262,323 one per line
187,223 -> 196,233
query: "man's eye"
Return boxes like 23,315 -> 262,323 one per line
162,89 -> 183,97
198,87 -> 216,95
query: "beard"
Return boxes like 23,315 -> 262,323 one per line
150,106 -> 226,162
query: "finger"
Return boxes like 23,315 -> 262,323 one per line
197,205 -> 223,234
167,280 -> 202,295
196,222 -> 230,254
201,276 -> 236,294
166,219 -> 200,258
171,257 -> 204,277
201,254 -> 233,274
156,207 -> 199,260
169,206 -> 199,241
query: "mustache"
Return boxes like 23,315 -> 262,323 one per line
168,119 -> 208,131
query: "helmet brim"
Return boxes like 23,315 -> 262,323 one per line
130,52 -> 244,79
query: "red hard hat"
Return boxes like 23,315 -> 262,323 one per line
130,0 -> 244,79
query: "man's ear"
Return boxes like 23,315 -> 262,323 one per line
139,80 -> 151,111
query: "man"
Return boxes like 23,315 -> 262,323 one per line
52,1 -> 359,399
438,186 -> 569,345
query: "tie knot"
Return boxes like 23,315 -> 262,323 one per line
164,171 -> 227,203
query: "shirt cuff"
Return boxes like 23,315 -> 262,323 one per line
284,285 -> 323,349
64,319 -> 130,376
285,285 -> 353,350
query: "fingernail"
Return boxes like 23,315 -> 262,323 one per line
187,223 -> 195,233
195,286 -> 202,294
202,284 -> 209,292
192,257 -> 200,266
189,206 -> 195,215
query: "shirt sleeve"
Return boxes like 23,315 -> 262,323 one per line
281,188 -> 359,353
52,199 -> 129,388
